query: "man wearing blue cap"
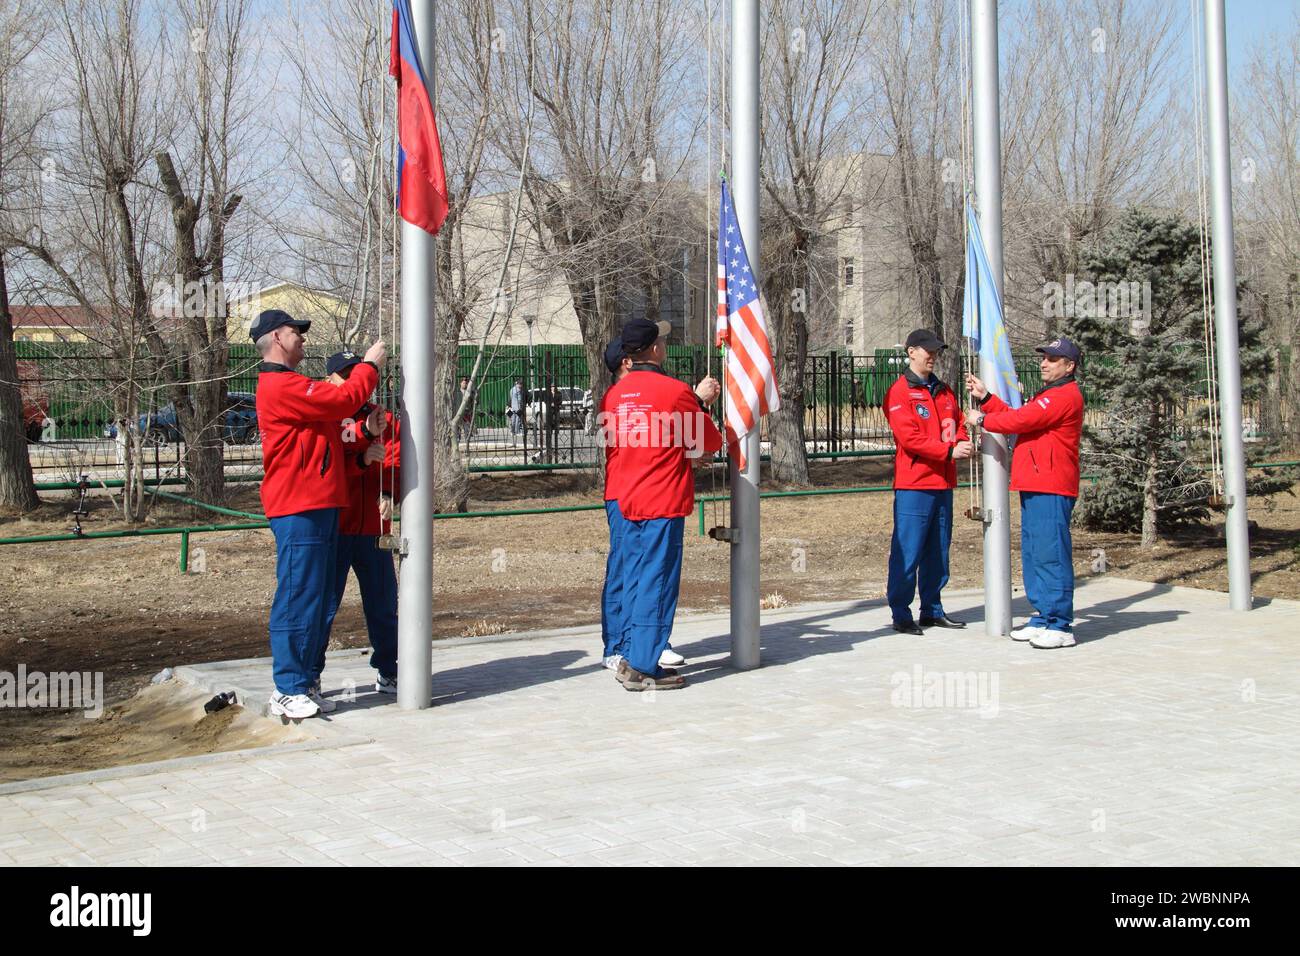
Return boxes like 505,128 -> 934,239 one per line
252,310 -> 386,719
966,337 -> 1085,648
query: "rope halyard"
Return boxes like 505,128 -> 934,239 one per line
1189,0 -> 1224,502
958,0 -> 980,520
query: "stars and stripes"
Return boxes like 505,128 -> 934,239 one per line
716,178 -> 779,467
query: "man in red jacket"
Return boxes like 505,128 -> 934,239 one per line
966,336 -> 1085,648
884,329 -> 974,635
317,351 -> 401,697
253,310 -> 386,719
603,318 -> 722,691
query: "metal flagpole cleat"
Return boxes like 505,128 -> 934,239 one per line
377,534 -> 405,553
708,525 -> 740,543
964,505 -> 987,522
71,474 -> 91,536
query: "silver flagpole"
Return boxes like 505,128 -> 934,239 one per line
1202,0 -> 1252,610
730,0 -> 760,669
971,0 -> 1012,637
397,0 -> 436,708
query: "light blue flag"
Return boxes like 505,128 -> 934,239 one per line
962,205 -> 1022,408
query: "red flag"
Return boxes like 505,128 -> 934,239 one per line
390,1 -> 448,235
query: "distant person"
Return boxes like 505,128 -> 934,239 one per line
966,337 -> 1085,648
317,351 -> 400,697
883,329 -> 973,635
113,418 -> 130,470
602,319 -> 722,691
252,309 -> 385,719
507,377 -> 524,442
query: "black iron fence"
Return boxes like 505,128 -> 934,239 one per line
13,340 -> 1292,479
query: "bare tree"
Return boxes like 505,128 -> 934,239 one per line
758,0 -> 878,484
1001,0 -> 1182,335
280,0 -> 396,345
1,0 -> 179,521
493,0 -> 701,406
282,0 -> 498,512
0,0 -> 45,510
1235,17 -> 1300,436
864,0 -> 965,385
151,0 -> 263,506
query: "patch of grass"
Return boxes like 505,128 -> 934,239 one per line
460,618 -> 509,638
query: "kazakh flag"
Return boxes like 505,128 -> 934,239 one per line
962,205 -> 1022,408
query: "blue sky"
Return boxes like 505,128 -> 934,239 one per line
1224,0 -> 1298,73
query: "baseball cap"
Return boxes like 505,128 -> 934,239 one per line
619,318 -> 671,354
249,309 -> 310,342
603,340 -> 626,375
904,328 -> 946,352
1035,336 -> 1082,364
326,350 -> 363,377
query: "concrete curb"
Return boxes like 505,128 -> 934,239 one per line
0,731 -> 373,796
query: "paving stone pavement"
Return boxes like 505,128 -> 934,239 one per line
2,576 -> 1297,866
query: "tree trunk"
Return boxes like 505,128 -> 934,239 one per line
0,252 -> 39,511
1141,416 -> 1159,550
758,223 -> 810,485
429,231 -> 468,513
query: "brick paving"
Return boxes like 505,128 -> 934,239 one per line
1,576 -> 1297,866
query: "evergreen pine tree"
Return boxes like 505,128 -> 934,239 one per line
1065,207 -> 1288,548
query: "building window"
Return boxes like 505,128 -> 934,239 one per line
843,257 -> 855,288
844,320 -> 854,347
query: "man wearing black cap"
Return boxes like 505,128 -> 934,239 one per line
966,337 -> 1085,648
598,339 -> 632,671
316,351 -> 400,696
601,318 -> 722,689
252,310 -> 386,719
884,328 -> 974,635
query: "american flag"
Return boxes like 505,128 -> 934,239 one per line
716,178 -> 780,468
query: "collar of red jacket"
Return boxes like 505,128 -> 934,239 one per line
628,362 -> 673,378
903,366 -> 949,396
1035,374 -> 1078,398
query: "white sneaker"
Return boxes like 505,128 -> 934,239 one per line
1010,624 -> 1045,642
376,674 -> 398,695
307,684 -> 337,713
659,647 -> 686,667
602,655 -> 623,671
1030,629 -> 1076,649
269,692 -> 320,719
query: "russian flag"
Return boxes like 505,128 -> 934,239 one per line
390,0 -> 448,235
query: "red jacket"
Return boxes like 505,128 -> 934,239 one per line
600,387 -> 626,503
604,366 -> 723,520
256,362 -> 379,518
340,406 -> 401,536
979,377 -> 1084,497
885,371 -> 968,489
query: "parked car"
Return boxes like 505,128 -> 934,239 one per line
525,386 -> 592,428
105,392 -> 259,444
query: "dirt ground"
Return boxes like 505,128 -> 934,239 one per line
1,457 -> 1297,782
0,681 -> 309,783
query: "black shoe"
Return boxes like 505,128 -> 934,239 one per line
892,620 -> 924,635
919,615 -> 966,629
